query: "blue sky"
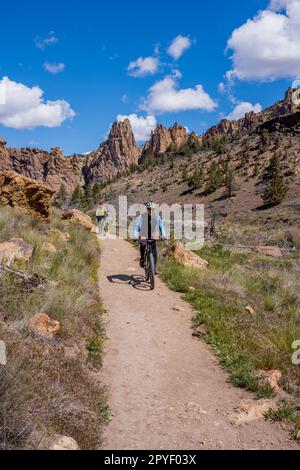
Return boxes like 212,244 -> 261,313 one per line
0,0 -> 299,154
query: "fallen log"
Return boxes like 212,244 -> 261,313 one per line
0,265 -> 47,288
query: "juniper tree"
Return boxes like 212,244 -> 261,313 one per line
224,169 -> 236,198
260,128 -> 270,148
187,167 -> 203,191
263,153 -> 287,206
206,161 -> 223,194
54,184 -> 68,208
70,184 -> 84,207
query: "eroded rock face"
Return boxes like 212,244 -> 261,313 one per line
141,123 -> 190,161
87,119 -> 141,182
0,120 -> 141,191
0,171 -> 55,220
188,132 -> 203,148
170,123 -> 189,147
203,88 -> 300,142
0,140 -> 84,193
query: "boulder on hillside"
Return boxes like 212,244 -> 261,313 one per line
0,238 -> 34,265
255,246 -> 283,258
30,432 -> 80,451
61,209 -> 93,230
257,370 -> 282,392
229,399 -> 277,426
172,242 -> 208,269
0,171 -> 55,220
47,435 -> 80,451
29,313 -> 60,339
42,242 -> 57,254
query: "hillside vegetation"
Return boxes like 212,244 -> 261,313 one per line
0,206 -> 107,450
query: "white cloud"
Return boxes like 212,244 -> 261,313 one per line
167,35 -> 192,60
128,56 -> 159,77
117,114 -> 157,142
43,62 -> 66,74
35,32 -> 59,50
226,101 -> 262,121
141,76 -> 217,114
0,76 -> 76,129
227,0 -> 300,81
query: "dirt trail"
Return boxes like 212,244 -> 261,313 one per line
99,238 -> 298,450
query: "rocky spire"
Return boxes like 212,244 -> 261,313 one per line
107,119 -> 140,167
141,123 -> 190,161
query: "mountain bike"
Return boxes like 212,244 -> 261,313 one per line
144,240 -> 156,290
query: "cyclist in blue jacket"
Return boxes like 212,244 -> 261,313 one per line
133,202 -> 167,274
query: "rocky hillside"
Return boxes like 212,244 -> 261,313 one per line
203,88 -> 300,142
101,90 -> 300,248
0,88 -> 299,200
0,119 -> 141,193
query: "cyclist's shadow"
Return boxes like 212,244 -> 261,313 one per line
107,274 -> 152,291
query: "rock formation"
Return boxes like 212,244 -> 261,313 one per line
0,238 -> 34,265
86,118 -> 141,182
0,171 -> 55,220
172,242 -> 208,269
0,88 -> 299,195
141,123 -> 189,161
203,87 -> 300,142
61,208 -> 94,230
0,141 -> 84,193
0,119 -> 141,192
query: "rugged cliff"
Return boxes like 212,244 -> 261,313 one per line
0,88 -> 299,194
203,88 -> 300,142
0,119 -> 141,193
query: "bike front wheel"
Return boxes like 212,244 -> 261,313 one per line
148,252 -> 155,290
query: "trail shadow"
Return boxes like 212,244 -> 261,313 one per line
107,274 -> 152,292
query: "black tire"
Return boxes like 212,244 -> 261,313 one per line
144,253 -> 149,281
149,252 -> 155,290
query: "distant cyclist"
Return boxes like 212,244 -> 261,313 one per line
96,201 -> 108,236
133,202 -> 167,275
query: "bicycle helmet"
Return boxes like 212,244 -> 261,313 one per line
146,202 -> 156,210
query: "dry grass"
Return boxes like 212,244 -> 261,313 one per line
160,240 -> 300,396
0,206 -> 107,450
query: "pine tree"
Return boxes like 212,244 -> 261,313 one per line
263,153 -> 287,206
182,166 -> 189,182
188,167 -> 203,191
70,184 -> 84,207
82,184 -> 94,209
224,169 -> 236,198
54,184 -> 68,208
206,161 -> 223,194
93,182 -> 102,203
260,129 -> 269,148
